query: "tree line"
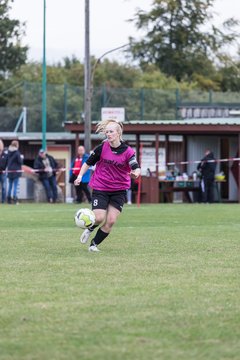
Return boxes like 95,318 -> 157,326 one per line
1,0 -> 240,110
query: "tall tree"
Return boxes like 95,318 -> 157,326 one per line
0,0 -> 28,77
217,54 -> 240,92
129,0 -> 239,82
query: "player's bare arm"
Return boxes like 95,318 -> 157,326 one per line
74,163 -> 90,185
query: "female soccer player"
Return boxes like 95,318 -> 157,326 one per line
74,119 -> 141,252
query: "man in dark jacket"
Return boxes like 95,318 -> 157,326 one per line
0,139 -> 8,203
34,149 -> 59,203
197,149 -> 217,203
7,140 -> 23,204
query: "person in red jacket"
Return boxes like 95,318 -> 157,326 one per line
70,146 -> 92,204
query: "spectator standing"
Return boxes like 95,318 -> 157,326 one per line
34,149 -> 59,203
197,149 -> 217,203
0,139 -> 8,203
126,178 -> 138,205
74,119 -> 141,252
126,187 -> 132,205
69,145 -> 92,203
7,140 -> 23,204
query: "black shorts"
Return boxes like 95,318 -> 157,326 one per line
91,189 -> 127,212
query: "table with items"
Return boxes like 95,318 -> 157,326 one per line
159,179 -> 201,203
158,174 -> 225,203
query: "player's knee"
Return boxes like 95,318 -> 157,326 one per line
95,213 -> 105,224
106,216 -> 117,229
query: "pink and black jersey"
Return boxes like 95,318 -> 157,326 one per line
87,141 -> 139,191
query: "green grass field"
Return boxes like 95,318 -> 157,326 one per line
0,203 -> 239,360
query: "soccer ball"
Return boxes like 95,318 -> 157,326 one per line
74,208 -> 96,229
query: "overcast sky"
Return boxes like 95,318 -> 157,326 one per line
10,0 -> 240,64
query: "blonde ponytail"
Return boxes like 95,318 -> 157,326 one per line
96,119 -> 123,140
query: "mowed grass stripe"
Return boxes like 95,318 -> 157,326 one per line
0,203 -> 239,360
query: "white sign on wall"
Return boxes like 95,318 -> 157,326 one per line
141,147 -> 166,174
101,107 -> 125,122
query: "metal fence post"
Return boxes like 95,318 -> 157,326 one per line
175,88 -> 180,119
209,90 -> 212,104
140,88 -> 144,120
64,83 -> 68,123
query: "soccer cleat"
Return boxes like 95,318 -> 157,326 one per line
13,197 -> 19,205
80,229 -> 92,244
88,244 -> 100,252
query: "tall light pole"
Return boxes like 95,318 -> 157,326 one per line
42,0 -> 47,150
83,1 -> 129,152
90,43 -> 129,97
84,0 -> 91,153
